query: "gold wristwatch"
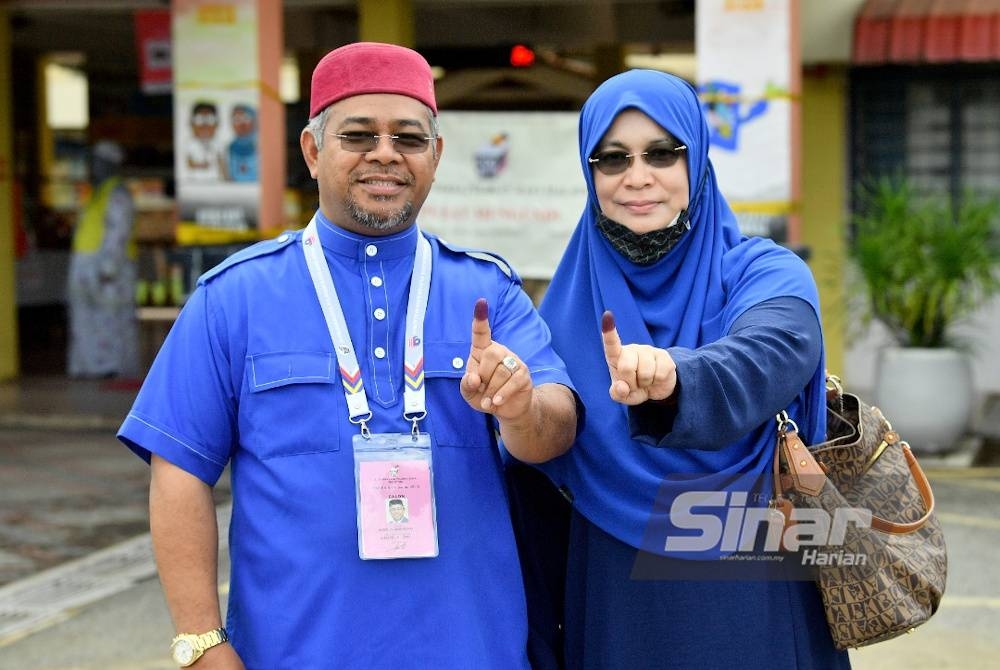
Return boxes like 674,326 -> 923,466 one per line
170,627 -> 228,667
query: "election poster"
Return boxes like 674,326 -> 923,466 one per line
419,111 -> 586,279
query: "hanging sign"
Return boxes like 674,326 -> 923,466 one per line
134,9 -> 172,95
697,0 -> 796,241
172,0 -> 264,244
419,111 -> 585,279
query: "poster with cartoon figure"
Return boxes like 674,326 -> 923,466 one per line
172,0 -> 262,243
697,0 -> 793,241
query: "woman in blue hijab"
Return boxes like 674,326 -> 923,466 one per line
535,70 -> 849,668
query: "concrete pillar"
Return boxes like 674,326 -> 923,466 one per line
358,0 -> 414,47
592,43 -> 626,87
801,66 -> 848,377
0,8 -> 19,381
589,2 -> 624,86
257,0 -> 285,234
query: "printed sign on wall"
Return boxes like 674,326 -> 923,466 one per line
172,0 -> 261,244
419,112 -> 586,279
697,0 -> 795,241
134,9 -> 172,95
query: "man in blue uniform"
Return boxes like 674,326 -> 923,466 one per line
118,42 -> 578,669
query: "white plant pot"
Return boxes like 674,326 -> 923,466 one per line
874,347 -> 974,453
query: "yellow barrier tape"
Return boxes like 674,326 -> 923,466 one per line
699,81 -> 799,105
727,201 -> 798,215
176,222 -> 261,246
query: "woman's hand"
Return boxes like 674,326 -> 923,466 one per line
601,310 -> 677,405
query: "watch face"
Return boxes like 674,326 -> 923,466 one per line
172,639 -> 195,665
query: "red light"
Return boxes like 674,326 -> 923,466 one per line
509,44 -> 535,67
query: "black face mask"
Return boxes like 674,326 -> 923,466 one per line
596,212 -> 690,265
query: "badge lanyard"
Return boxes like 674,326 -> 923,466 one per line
302,217 -> 440,560
301,216 -> 432,437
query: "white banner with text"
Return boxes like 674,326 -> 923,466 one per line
420,112 -> 586,279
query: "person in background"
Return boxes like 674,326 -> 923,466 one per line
533,69 -> 849,669
117,42 -> 578,670
66,140 -> 139,379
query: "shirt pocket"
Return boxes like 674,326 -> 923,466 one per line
243,351 -> 342,459
423,341 -> 494,448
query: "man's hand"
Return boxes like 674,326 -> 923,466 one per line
461,298 -> 577,463
602,310 -> 677,405
461,298 -> 533,420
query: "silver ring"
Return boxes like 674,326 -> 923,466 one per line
501,355 -> 520,374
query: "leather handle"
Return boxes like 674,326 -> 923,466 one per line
771,439 -> 935,535
868,444 -> 935,534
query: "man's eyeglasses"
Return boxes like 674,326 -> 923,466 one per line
331,132 -> 435,154
588,144 -> 687,176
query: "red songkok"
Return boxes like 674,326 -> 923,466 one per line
309,42 -> 437,118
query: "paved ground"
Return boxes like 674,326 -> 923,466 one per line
0,428 -> 231,590
848,466 -> 1000,670
0,430 -> 151,587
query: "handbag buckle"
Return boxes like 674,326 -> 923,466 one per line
776,410 -> 799,434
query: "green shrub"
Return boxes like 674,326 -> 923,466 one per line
851,176 -> 1000,348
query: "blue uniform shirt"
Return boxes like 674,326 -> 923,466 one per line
118,214 -> 574,669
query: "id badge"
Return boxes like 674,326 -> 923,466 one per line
353,433 -> 439,560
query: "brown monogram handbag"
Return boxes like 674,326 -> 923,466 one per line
769,376 -> 948,650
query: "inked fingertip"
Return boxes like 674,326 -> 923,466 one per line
474,298 -> 489,321
601,310 -> 615,333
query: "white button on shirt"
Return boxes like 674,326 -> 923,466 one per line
373,308 -> 386,320
374,347 -> 387,359
452,357 -> 464,369
365,244 -> 378,257
370,276 -> 383,288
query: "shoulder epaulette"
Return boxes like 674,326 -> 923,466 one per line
434,237 -> 520,283
198,230 -> 300,285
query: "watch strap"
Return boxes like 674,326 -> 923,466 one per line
195,627 -> 228,650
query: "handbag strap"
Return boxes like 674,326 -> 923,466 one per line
778,427 -> 826,496
868,443 -> 936,534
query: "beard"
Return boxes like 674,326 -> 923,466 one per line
346,195 -> 414,232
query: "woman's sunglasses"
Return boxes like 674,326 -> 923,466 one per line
588,143 -> 687,176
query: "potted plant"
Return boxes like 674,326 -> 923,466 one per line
850,175 -> 1000,452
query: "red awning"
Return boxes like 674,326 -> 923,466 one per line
853,0 -> 1000,64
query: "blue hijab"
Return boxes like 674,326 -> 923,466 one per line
538,70 -> 826,557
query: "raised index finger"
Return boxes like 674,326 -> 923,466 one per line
471,298 -> 493,352
601,310 -> 623,364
